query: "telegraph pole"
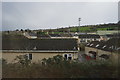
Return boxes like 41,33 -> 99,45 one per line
78,18 -> 81,33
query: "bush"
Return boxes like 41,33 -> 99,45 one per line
2,55 -> 119,78
14,55 -> 31,67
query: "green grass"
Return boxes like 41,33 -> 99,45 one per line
97,28 -> 109,30
80,27 -> 91,32
70,27 -> 93,32
69,25 -> 119,32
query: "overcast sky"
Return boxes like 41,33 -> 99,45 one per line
2,2 -> 118,31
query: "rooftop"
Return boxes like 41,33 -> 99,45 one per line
78,34 -> 100,38
2,34 -> 78,51
86,38 -> 120,52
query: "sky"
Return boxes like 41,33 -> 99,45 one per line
2,2 -> 118,31
118,1 -> 120,21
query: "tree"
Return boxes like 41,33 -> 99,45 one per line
16,29 -> 19,31
7,31 -> 10,34
20,29 -> 24,32
41,55 -> 70,67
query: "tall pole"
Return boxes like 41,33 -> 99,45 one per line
78,18 -> 81,33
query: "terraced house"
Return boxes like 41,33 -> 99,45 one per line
2,34 -> 79,63
78,34 -> 101,43
85,38 -> 120,63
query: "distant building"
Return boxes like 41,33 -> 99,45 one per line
78,34 -> 101,43
2,35 -> 79,63
37,33 -> 50,39
49,33 -> 73,39
49,34 -> 61,38
97,30 -> 119,35
59,33 -> 73,37
100,33 -> 120,41
23,32 -> 37,39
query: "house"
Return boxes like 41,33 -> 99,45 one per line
85,38 -> 120,63
100,33 -> 120,41
97,30 -> 119,35
49,33 -> 73,39
23,32 -> 37,39
49,34 -> 61,38
59,33 -> 73,37
37,33 -> 50,39
2,34 -> 79,63
78,34 -> 101,43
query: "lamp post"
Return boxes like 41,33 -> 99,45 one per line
78,18 -> 81,33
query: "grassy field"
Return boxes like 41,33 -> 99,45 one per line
69,24 -> 119,32
70,27 -> 93,32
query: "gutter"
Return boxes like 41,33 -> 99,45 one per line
2,50 -> 78,53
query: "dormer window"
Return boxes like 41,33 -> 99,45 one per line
87,43 -> 90,45
33,46 -> 37,50
109,47 -> 112,49
73,47 -> 76,50
90,44 -> 93,46
96,44 -> 99,47
102,45 -> 106,48
111,46 -> 114,49
109,46 -> 114,49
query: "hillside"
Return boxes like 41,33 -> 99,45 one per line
43,23 -> 119,33
3,22 -> 119,34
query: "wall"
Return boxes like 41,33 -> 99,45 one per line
110,52 -> 120,65
2,52 -> 78,63
85,47 -> 119,64
85,47 -> 97,55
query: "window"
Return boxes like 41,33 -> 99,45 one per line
28,54 -> 32,60
90,44 -> 93,46
96,44 -> 99,47
64,54 -> 67,59
68,54 -> 72,60
102,45 -> 106,49
64,54 -> 72,60
87,40 -> 90,43
73,47 -> 76,50
86,43 -> 90,45
69,54 -> 72,57
68,57 -> 72,60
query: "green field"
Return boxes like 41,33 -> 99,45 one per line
69,24 -> 119,32
70,27 -> 92,32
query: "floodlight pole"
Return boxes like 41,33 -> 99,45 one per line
78,18 -> 81,33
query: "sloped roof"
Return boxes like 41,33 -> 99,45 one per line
86,38 -> 120,52
37,34 -> 50,38
105,34 -> 120,38
79,34 -> 100,38
49,34 -> 61,37
28,32 -> 37,36
2,34 -> 78,51
60,34 -> 73,37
